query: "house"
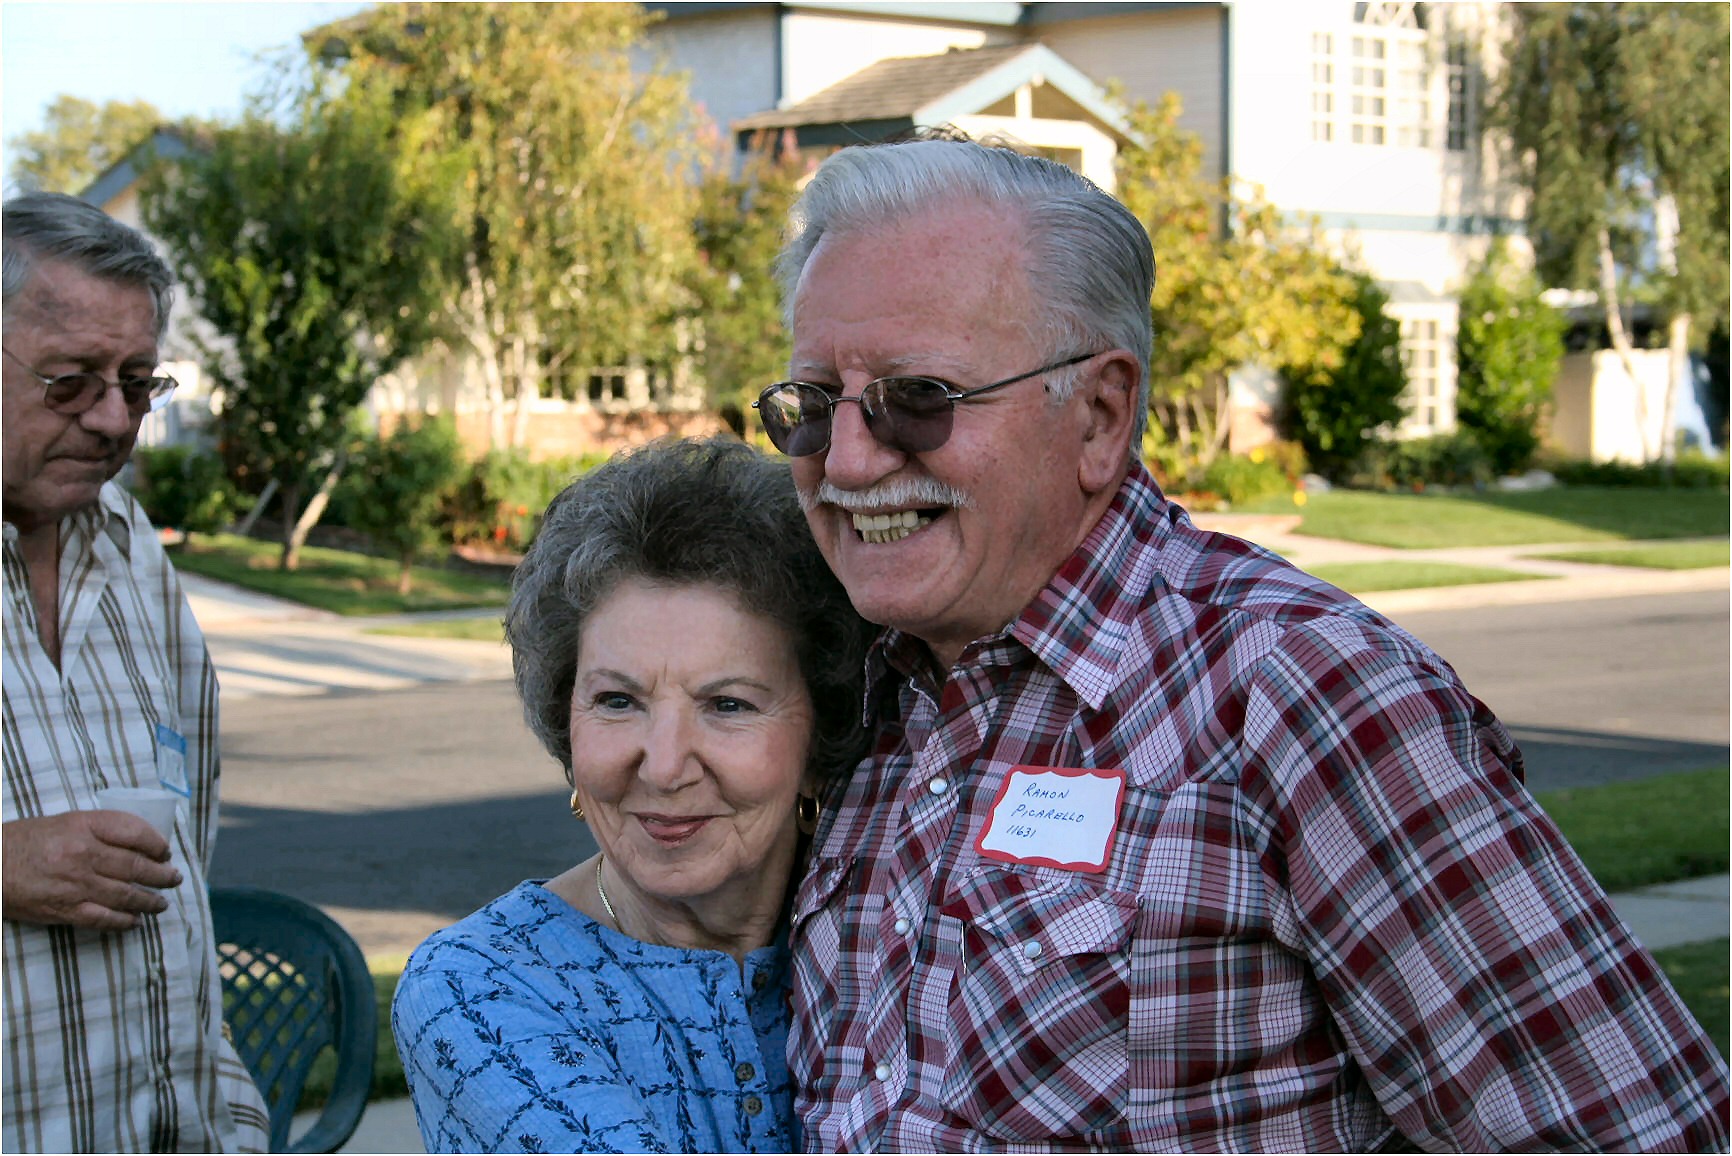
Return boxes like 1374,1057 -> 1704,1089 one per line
646,0 -> 1528,448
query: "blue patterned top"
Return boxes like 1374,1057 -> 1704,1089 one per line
393,881 -> 796,1153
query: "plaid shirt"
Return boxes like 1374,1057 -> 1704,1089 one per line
2,483 -> 268,1153
790,463 -> 1729,1153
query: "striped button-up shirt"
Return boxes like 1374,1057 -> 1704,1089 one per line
790,463 -> 1729,1152
2,481 -> 268,1153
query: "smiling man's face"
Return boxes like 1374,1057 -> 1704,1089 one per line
2,259 -> 157,534
787,201 -> 1103,668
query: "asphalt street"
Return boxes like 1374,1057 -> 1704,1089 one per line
210,588 -> 1730,959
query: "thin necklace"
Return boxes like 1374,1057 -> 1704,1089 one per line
596,856 -> 621,931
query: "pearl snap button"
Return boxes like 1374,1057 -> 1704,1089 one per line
1023,940 -> 1043,959
874,1063 -> 891,1081
928,777 -> 949,795
893,917 -> 911,935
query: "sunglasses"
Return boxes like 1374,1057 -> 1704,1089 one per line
753,353 -> 1099,457
3,346 -> 177,417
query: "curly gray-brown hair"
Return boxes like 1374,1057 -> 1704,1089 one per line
506,436 -> 874,785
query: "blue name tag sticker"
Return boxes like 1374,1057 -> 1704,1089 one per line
154,723 -> 192,798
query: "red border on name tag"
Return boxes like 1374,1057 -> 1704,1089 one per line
975,765 -> 1128,874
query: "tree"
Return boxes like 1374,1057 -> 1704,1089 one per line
689,130 -> 807,418
1115,93 -> 1360,469
140,81 -> 458,570
7,95 -> 162,194
1456,240 -> 1567,475
337,417 -> 467,594
1492,3 -> 1731,460
319,3 -> 704,448
1282,273 -> 1408,483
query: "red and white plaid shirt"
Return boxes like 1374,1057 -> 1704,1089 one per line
790,463 -> 1728,1153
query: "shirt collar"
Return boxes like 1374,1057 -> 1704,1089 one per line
2,482 -> 134,559
857,463 -> 1177,718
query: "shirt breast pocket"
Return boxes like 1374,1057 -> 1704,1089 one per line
790,856 -> 881,1094
936,869 -> 1138,1143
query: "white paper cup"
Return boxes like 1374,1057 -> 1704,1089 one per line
94,787 -> 181,839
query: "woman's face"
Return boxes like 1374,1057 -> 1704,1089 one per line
569,579 -> 815,916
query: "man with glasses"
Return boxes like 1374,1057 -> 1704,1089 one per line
768,138 -> 1728,1152
1,192 -> 267,1151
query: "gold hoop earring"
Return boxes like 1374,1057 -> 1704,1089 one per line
569,789 -> 586,821
796,793 -> 821,836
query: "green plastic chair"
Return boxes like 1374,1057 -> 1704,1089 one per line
210,887 -> 376,1154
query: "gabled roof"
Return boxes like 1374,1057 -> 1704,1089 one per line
79,129 -> 194,208
734,42 -> 1128,141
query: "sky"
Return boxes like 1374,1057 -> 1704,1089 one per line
1,1 -> 372,185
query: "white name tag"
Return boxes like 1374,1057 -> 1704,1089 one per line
976,766 -> 1127,874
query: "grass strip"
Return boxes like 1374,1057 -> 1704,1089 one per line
364,617 -> 506,642
1652,939 -> 1730,1064
173,533 -> 508,616
1249,488 -> 1730,549
1535,767 -> 1729,892
1307,560 -> 1551,594
1532,540 -> 1731,571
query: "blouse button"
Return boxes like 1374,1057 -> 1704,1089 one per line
893,917 -> 911,935
735,1062 -> 755,1083
1023,940 -> 1043,960
927,777 -> 949,796
743,1095 -> 763,1116
874,1062 -> 891,1081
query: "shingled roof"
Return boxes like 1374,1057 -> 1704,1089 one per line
736,43 -> 1037,131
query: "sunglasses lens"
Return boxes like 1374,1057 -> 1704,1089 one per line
43,373 -> 106,415
868,378 -> 955,454
758,384 -> 833,457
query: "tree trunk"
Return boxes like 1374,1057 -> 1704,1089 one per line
397,556 -> 414,596
1597,227 -> 1654,460
282,453 -> 347,572
232,477 -> 279,538
278,481 -> 303,571
1661,312 -> 1691,461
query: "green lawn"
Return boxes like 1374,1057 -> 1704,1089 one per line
1249,488 -> 1730,549
364,617 -> 506,642
1533,539 -> 1731,571
1536,767 -> 1729,892
1307,561 -> 1551,594
173,534 -> 508,616
1652,939 -> 1731,1063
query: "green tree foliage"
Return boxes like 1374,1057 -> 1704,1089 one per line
337,417 -> 467,594
1115,93 -> 1360,466
131,446 -> 242,540
690,131 -> 806,416
140,81 -> 458,570
1456,240 -> 1567,476
7,95 -> 162,194
1492,3 -> 1730,459
319,3 -> 703,448
1282,274 -> 1408,483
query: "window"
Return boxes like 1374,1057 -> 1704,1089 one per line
1315,3 -> 1439,149
587,371 -> 628,406
1399,317 -> 1451,433
1445,39 -> 1471,151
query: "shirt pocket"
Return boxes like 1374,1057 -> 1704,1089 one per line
936,869 -> 1138,1143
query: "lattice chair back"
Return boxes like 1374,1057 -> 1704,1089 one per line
210,887 -> 376,1153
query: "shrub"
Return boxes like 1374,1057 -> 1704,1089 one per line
335,417 -> 467,594
1547,450 -> 1731,489
1281,273 -> 1409,483
1201,445 -> 1303,506
444,448 -> 609,552
1353,430 -> 1494,490
131,446 -> 242,540
1456,240 -> 1567,476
